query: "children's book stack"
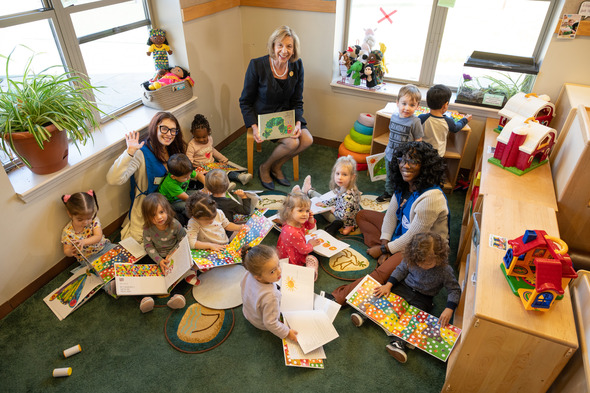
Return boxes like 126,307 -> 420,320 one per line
346,275 -> 462,362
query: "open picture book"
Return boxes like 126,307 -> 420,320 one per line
258,109 -> 296,140
191,209 -> 273,269
305,229 -> 350,258
346,275 -> 462,362
193,161 -> 246,174
114,236 -> 193,296
280,262 -> 340,358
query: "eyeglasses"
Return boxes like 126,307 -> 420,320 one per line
397,157 -> 421,167
158,125 -> 179,136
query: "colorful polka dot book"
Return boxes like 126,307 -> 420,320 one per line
91,245 -> 137,283
191,209 -> 273,269
346,275 -> 462,362
193,161 -> 245,174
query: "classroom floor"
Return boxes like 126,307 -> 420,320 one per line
0,133 -> 467,393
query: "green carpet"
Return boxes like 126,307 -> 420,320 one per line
0,133 -> 466,392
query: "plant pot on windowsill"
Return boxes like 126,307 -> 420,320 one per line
0,47 -> 105,175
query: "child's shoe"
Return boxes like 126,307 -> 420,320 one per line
386,339 -> 408,363
167,294 -> 186,309
237,172 -> 253,185
305,256 -> 319,281
351,312 -> 367,327
140,297 -> 155,313
227,182 -> 236,193
376,192 -> 392,203
185,273 -> 200,286
302,175 -> 312,195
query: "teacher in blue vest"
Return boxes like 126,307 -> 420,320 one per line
331,142 -> 449,304
239,25 -> 313,190
107,112 -> 187,244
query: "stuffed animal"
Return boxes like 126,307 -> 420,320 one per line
368,50 -> 384,85
361,28 -> 377,53
338,51 -> 350,81
362,64 -> 376,88
144,66 -> 194,90
348,60 -> 363,86
147,28 -> 173,70
379,42 -> 389,74
346,45 -> 361,63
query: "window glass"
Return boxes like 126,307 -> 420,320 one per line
0,1 -> 45,17
70,2 -> 148,37
434,0 -> 550,86
348,0 -> 433,82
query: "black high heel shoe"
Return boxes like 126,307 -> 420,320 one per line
258,167 -> 275,190
270,170 -> 290,187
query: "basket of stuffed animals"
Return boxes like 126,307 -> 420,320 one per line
141,66 -> 194,110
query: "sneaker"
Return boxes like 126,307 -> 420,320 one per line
227,182 -> 236,193
406,343 -> 415,350
237,172 -> 253,185
167,294 -> 186,309
140,297 -> 155,313
386,340 -> 408,363
351,312 -> 367,327
376,192 -> 392,203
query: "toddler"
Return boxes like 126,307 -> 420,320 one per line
61,190 -> 110,262
240,245 -> 298,342
377,84 -> 424,202
139,193 -> 187,313
301,155 -> 361,236
419,84 -> 472,157
276,191 -> 321,280
351,232 -> 461,363
158,153 -> 197,225
186,114 -> 252,186
185,191 -> 243,250
205,169 -> 258,223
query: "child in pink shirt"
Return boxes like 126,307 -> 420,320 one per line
276,191 -> 321,280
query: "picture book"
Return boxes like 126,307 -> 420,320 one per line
282,337 -> 325,369
305,229 -> 350,258
194,161 -> 246,174
258,110 -> 296,140
115,236 -> 193,295
366,153 -> 387,182
43,267 -> 105,321
89,243 -> 141,284
191,210 -> 273,269
280,263 -> 340,355
346,275 -> 462,362
310,191 -> 336,215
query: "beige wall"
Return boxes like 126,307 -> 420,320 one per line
2,3 -> 587,307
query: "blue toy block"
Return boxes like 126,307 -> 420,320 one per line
523,229 -> 537,243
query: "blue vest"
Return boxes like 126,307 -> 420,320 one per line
128,144 -> 167,216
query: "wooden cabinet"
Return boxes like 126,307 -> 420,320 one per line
551,83 -> 590,140
444,195 -> 578,393
371,108 -> 471,191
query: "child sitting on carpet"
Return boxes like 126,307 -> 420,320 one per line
351,232 -> 461,363
61,190 -> 111,263
185,191 -> 243,250
276,191 -> 321,280
205,169 -> 258,223
158,153 -> 197,226
301,155 -> 362,236
186,114 -> 252,187
240,244 -> 298,342
139,193 -> 187,313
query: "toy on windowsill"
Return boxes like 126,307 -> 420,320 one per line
338,51 -> 350,82
147,28 -> 173,71
362,63 -> 376,88
500,229 -> 577,312
347,60 -> 363,86
497,92 -> 555,130
142,66 -> 194,91
488,116 -> 556,175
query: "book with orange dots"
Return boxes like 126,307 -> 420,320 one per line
346,275 -> 462,362
304,229 -> 350,258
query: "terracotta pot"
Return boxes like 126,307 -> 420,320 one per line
7,124 -> 69,175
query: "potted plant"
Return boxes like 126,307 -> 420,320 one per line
0,48 -> 104,175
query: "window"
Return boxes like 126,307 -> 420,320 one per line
344,0 -> 560,88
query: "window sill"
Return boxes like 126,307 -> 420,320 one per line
329,78 -> 501,119
8,97 -> 198,204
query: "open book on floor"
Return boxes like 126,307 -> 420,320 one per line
346,275 -> 462,362
191,209 -> 272,269
279,262 -> 340,358
305,229 -> 350,258
115,236 -> 193,296
193,161 -> 246,174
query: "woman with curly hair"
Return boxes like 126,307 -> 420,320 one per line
330,141 -> 449,304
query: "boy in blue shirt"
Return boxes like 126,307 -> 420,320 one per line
419,84 -> 472,157
376,84 -> 424,202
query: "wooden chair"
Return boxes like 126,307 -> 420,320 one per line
246,128 -> 299,181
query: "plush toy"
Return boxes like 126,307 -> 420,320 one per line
361,28 -> 377,53
338,51 -> 350,81
346,45 -> 361,63
143,66 -> 194,90
379,42 -> 389,74
348,60 -> 363,86
147,28 -> 173,70
368,50 -> 384,85
362,64 -> 376,88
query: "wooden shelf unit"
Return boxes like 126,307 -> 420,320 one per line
371,108 -> 471,191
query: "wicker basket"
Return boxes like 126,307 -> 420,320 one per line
141,79 -> 193,110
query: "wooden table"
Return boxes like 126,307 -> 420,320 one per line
479,118 -> 558,210
443,194 -> 578,392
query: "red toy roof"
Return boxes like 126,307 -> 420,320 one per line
534,259 -> 564,294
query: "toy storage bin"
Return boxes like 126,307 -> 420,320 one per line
455,51 -> 538,109
141,79 -> 193,110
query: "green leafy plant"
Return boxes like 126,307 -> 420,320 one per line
477,72 -> 535,100
0,47 -> 105,167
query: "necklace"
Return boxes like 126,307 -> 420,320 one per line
271,59 -> 288,78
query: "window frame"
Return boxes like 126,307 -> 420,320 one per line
341,0 -> 563,88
